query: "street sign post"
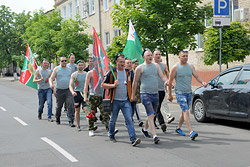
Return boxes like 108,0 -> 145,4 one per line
213,0 -> 230,72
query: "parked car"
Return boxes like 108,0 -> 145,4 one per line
191,64 -> 250,123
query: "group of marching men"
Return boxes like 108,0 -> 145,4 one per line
33,49 -> 207,146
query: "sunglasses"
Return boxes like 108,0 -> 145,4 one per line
61,60 -> 67,62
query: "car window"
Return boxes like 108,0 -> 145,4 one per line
237,70 -> 250,85
217,70 -> 240,85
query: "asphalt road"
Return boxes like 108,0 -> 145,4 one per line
0,78 -> 250,167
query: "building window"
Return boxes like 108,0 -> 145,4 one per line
195,34 -> 204,51
62,6 -> 67,21
58,9 -> 61,16
89,0 -> 95,15
113,29 -> 120,37
68,3 -> 73,19
195,18 -> 211,51
81,0 -> 88,18
75,0 -> 80,15
105,32 -> 110,49
103,0 -> 109,11
112,0 -> 120,5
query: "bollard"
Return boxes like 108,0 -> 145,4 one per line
13,73 -> 18,80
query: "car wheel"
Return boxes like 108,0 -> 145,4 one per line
193,98 -> 208,122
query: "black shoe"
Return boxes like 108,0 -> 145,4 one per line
51,113 -> 54,116
161,124 -> 167,132
114,129 -> 118,134
93,126 -> 98,131
56,118 -> 60,125
38,113 -> 42,120
138,121 -> 143,127
153,136 -> 160,144
132,138 -> 141,147
69,121 -> 76,127
109,136 -> 116,143
141,128 -> 151,138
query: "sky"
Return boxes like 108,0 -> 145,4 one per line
0,0 -> 54,13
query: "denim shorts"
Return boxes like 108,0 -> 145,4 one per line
141,93 -> 159,116
176,92 -> 192,112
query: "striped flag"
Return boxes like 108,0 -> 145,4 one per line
92,27 -> 111,95
20,45 -> 38,89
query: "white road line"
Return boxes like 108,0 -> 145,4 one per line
0,106 -> 6,111
13,117 -> 28,126
41,137 -> 78,162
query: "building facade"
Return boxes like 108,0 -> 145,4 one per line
54,0 -> 250,73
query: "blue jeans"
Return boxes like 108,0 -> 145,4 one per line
141,93 -> 159,116
109,100 -> 136,142
176,92 -> 192,112
38,88 -> 52,119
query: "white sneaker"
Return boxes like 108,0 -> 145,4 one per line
167,117 -> 175,124
89,130 -> 95,137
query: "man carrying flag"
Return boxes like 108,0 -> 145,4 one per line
83,27 -> 111,137
33,58 -> 53,122
122,20 -> 144,64
20,45 -> 38,89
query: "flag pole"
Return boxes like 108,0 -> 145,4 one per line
108,63 -> 117,80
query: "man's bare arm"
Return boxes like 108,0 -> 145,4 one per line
33,70 -> 42,83
49,67 -> 58,89
69,73 -> 77,96
131,65 -> 142,100
84,71 -> 92,102
190,64 -> 207,87
168,65 -> 177,102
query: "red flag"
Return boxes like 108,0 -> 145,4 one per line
92,27 -> 111,95
20,45 -> 38,89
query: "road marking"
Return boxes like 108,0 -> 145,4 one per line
41,137 -> 78,162
13,117 -> 28,126
0,106 -> 6,111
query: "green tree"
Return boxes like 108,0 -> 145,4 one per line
110,0 -> 213,66
24,10 -> 62,64
53,16 -> 91,62
203,21 -> 250,66
106,35 -> 127,65
0,5 -> 31,73
24,11 -> 91,65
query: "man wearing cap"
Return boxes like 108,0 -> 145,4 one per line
102,53 -> 141,147
69,60 -> 88,131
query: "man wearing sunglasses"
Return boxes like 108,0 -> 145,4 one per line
49,57 -> 75,127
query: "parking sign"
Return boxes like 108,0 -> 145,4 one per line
214,0 -> 229,16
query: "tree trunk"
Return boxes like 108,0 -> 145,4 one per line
165,51 -> 170,71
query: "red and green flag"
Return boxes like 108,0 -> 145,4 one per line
92,27 -> 112,95
20,45 -> 38,89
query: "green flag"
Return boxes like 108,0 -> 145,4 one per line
122,20 -> 144,64
20,45 -> 38,89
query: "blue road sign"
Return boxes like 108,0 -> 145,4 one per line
214,0 -> 229,16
